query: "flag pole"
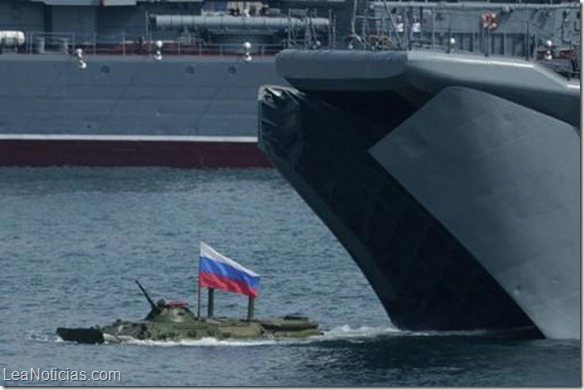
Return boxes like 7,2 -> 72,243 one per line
207,288 -> 215,317
197,243 -> 202,318
197,276 -> 201,318
247,296 -> 255,321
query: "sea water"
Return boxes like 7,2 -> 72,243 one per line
0,168 -> 579,386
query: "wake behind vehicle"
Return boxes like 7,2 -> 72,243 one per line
57,243 -> 321,344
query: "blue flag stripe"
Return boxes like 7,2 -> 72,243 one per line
200,256 -> 261,289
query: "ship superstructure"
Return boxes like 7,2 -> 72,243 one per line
258,1 -> 580,339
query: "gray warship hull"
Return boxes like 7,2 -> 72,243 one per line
0,54 -> 283,167
258,49 -> 580,339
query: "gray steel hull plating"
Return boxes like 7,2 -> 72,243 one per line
258,50 -> 580,339
0,54 -> 285,167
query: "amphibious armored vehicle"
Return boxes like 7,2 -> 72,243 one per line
57,280 -> 321,344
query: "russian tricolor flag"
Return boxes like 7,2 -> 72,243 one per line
199,242 -> 260,298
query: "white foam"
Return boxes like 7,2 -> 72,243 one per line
27,331 -> 62,343
113,336 -> 293,347
411,328 -> 505,337
322,324 -> 401,339
321,325 -> 499,340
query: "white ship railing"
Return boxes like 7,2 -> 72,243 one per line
19,31 -> 291,57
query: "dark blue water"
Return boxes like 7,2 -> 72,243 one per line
0,168 -> 580,386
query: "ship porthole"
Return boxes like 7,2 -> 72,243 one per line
227,65 -> 237,75
185,65 -> 195,74
100,65 -> 111,74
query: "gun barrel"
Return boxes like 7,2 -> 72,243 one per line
135,279 -> 157,310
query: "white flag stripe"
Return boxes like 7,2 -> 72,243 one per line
200,242 -> 260,277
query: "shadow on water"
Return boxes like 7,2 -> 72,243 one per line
296,334 -> 581,387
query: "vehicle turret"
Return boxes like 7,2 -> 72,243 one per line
149,302 -> 198,324
136,279 -> 197,323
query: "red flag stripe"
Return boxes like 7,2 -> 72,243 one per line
199,271 -> 258,298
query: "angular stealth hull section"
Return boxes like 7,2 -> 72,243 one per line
258,50 -> 580,339
370,86 -> 580,340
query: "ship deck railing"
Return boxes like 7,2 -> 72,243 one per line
15,31 -> 294,58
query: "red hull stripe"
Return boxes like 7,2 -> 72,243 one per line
199,272 -> 258,298
0,139 -> 271,168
